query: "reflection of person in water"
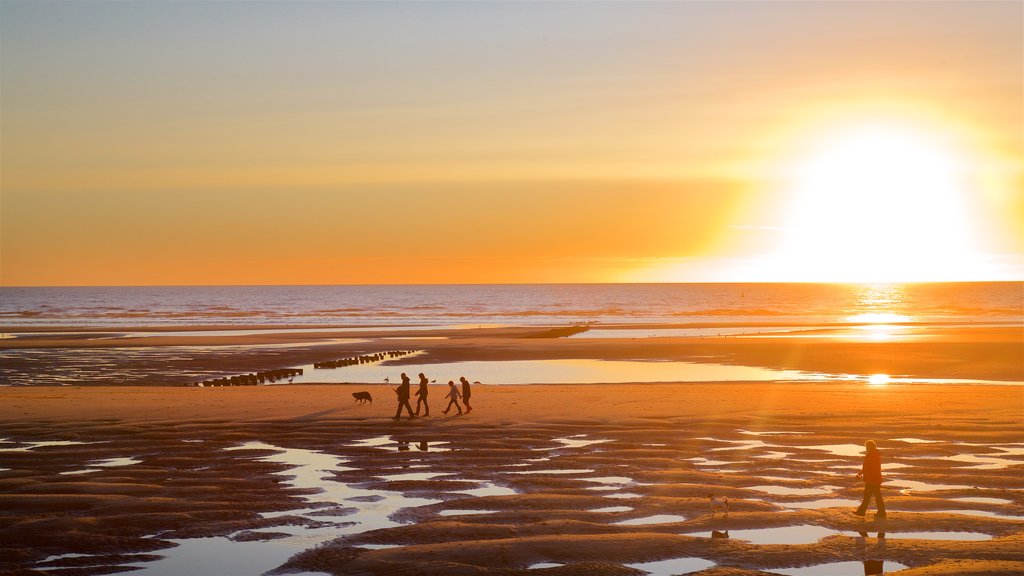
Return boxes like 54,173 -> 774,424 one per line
854,439 -> 886,517
392,373 -> 415,421
414,373 -> 430,416
856,531 -> 887,575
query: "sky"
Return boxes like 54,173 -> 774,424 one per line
1,1 -> 1021,285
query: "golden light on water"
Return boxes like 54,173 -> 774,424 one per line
868,374 -> 891,386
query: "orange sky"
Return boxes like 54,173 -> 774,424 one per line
1,2 -> 1021,285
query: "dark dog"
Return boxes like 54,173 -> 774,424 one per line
352,391 -> 373,405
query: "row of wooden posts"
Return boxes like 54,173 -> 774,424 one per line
191,367 -> 303,387
313,349 -> 416,369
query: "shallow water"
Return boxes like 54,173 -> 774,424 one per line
288,357 -> 805,385
783,498 -> 861,509
625,557 -> 716,576
745,485 -> 838,496
590,506 -> 633,513
690,525 -> 837,545
843,530 -> 992,541
773,560 -> 909,575
614,514 -> 687,525
438,509 -> 497,516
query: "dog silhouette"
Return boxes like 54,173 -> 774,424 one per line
352,391 -> 373,405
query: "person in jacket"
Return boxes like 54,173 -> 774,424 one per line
392,372 -> 415,420
854,439 -> 886,517
460,376 -> 473,414
414,372 -> 430,416
442,380 -> 463,415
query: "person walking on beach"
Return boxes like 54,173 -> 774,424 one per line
442,380 -> 463,415
393,373 -> 415,420
414,372 -> 430,416
460,376 -> 473,414
854,439 -> 886,517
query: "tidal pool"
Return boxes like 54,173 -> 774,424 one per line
626,557 -> 716,576
773,560 -> 909,575
614,514 -> 687,525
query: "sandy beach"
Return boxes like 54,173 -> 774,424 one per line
2,380 -> 1022,576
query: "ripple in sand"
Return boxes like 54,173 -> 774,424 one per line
626,557 -> 716,575
773,560 -> 909,575
614,514 -> 686,525
456,480 -> 517,497
590,506 -> 633,513
784,498 -> 861,509
0,440 -> 100,452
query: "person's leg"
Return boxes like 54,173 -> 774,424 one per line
872,484 -> 886,515
443,398 -> 453,414
404,399 -> 415,418
464,396 -> 472,413
423,397 -> 429,416
855,485 -> 871,515
454,398 -> 462,415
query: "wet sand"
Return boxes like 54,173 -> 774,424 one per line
2,382 -> 1022,575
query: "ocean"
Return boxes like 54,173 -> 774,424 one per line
1,282 -> 1021,327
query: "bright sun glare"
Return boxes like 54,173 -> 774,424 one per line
770,122 -> 983,283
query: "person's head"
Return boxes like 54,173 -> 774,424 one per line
418,372 -> 425,379
448,380 -> 455,386
865,440 -> 877,451
460,376 -> 468,383
401,373 -> 409,382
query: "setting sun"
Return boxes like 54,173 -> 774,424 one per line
767,121 -> 984,283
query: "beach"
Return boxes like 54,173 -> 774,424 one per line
2,375 -> 1022,574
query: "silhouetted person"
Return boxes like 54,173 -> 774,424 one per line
442,380 -> 463,415
393,372 -> 415,420
460,376 -> 473,413
854,439 -> 886,517
414,372 -> 430,416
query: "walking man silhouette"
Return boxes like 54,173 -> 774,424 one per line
392,373 -> 415,420
414,372 -> 430,416
442,380 -> 463,415
460,376 -> 473,413
854,439 -> 886,518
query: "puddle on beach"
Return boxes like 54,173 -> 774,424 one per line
438,509 -> 498,516
528,562 -> 565,569
614,514 -> 687,526
887,479 -> 974,493
546,435 -> 613,449
916,509 -> 1024,520
942,453 -> 1023,470
951,497 -> 1014,505
746,485 -> 838,496
773,560 -> 909,575
686,525 -> 837,545
605,493 -> 644,499
136,441 -> 441,575
509,468 -> 595,475
348,436 -> 451,452
843,530 -> 992,541
455,480 -> 518,497
580,476 -> 633,485
626,557 -> 716,576
590,506 -> 633,513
